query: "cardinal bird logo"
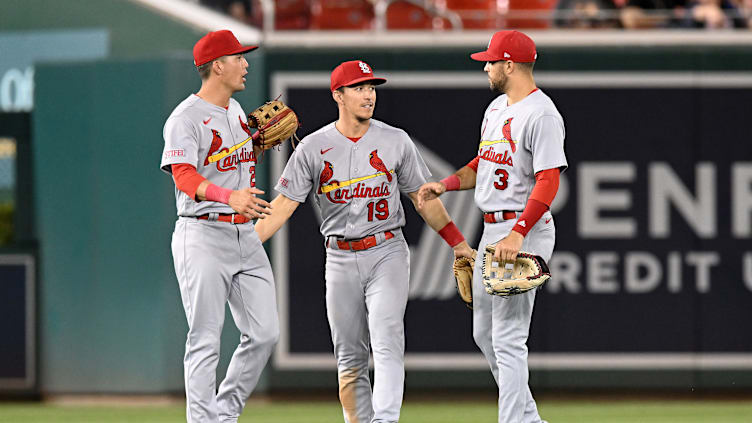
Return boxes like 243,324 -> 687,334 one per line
204,130 -> 223,166
502,118 -> 516,153
369,150 -> 392,182
239,116 -> 253,136
318,161 -> 334,193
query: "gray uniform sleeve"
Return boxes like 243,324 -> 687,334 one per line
397,134 -> 431,193
161,115 -> 199,174
275,147 -> 314,203
528,114 -> 568,174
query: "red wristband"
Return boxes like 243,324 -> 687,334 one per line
438,221 -> 465,247
205,184 -> 232,204
440,174 -> 461,191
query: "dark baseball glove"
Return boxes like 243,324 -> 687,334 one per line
482,246 -> 550,297
248,100 -> 300,150
452,250 -> 476,309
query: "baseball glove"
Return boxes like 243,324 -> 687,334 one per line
482,246 -> 550,297
452,250 -> 477,309
248,100 -> 300,150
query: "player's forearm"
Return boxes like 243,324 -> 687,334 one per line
413,196 -> 452,232
410,193 -> 466,248
254,194 -> 299,243
456,166 -> 477,190
195,180 -> 213,201
441,165 -> 477,191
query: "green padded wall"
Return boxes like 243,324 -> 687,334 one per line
0,0 -> 202,59
33,55 -> 267,392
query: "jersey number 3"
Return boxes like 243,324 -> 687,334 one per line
494,169 -> 509,190
367,199 -> 389,221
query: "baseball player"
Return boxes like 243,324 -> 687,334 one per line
160,30 -> 279,423
254,60 -> 473,423
418,31 -> 567,423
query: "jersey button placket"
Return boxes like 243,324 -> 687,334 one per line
345,145 -> 358,239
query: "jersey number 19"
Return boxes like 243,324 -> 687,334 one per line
367,199 -> 389,221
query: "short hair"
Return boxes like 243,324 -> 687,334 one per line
197,60 -> 214,80
515,62 -> 535,73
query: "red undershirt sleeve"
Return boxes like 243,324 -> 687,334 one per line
512,168 -> 560,236
171,163 -> 207,201
466,156 -> 480,172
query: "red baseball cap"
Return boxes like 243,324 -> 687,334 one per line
193,30 -> 258,67
330,60 -> 387,91
470,30 -> 537,63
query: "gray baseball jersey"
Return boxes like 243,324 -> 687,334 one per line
275,119 -> 430,237
471,89 -> 566,423
161,93 -> 278,422
161,94 -> 257,215
475,89 -> 567,212
274,118 -> 430,423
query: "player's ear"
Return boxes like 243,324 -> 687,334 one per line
332,89 -> 342,105
213,58 -> 224,76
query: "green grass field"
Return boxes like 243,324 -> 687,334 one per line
2,399 -> 752,422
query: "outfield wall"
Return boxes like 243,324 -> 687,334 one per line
21,43 -> 752,393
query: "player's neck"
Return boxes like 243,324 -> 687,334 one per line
506,77 -> 537,106
196,80 -> 233,109
335,116 -> 370,138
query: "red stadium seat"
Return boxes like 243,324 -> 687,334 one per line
505,0 -> 557,29
250,0 -> 312,30
443,0 -> 500,29
310,0 -> 375,29
386,1 -> 450,29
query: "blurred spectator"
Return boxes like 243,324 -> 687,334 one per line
200,0 -> 253,24
554,0 -> 622,28
680,0 -> 747,27
620,0 -> 687,28
741,0 -> 752,27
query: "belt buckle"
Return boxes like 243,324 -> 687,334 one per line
231,214 -> 236,224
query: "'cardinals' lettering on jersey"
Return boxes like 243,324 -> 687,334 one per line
160,94 -> 257,216
275,120 -> 430,239
475,89 -> 567,212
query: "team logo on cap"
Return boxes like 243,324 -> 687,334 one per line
358,61 -> 371,74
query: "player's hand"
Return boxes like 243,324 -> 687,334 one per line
452,241 -> 474,259
493,231 -> 524,266
229,188 -> 273,219
417,181 -> 446,209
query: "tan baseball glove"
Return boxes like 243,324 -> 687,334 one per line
482,246 -> 550,297
248,100 -> 300,150
453,250 -> 476,309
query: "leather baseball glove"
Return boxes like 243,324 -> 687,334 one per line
482,246 -> 550,297
248,100 -> 300,150
452,250 -> 476,309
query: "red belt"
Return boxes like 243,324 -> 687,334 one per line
332,231 -> 394,251
197,213 -> 250,224
483,211 -> 518,223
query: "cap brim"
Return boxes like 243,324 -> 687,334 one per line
233,45 -> 259,55
334,76 -> 387,91
470,51 -> 500,62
